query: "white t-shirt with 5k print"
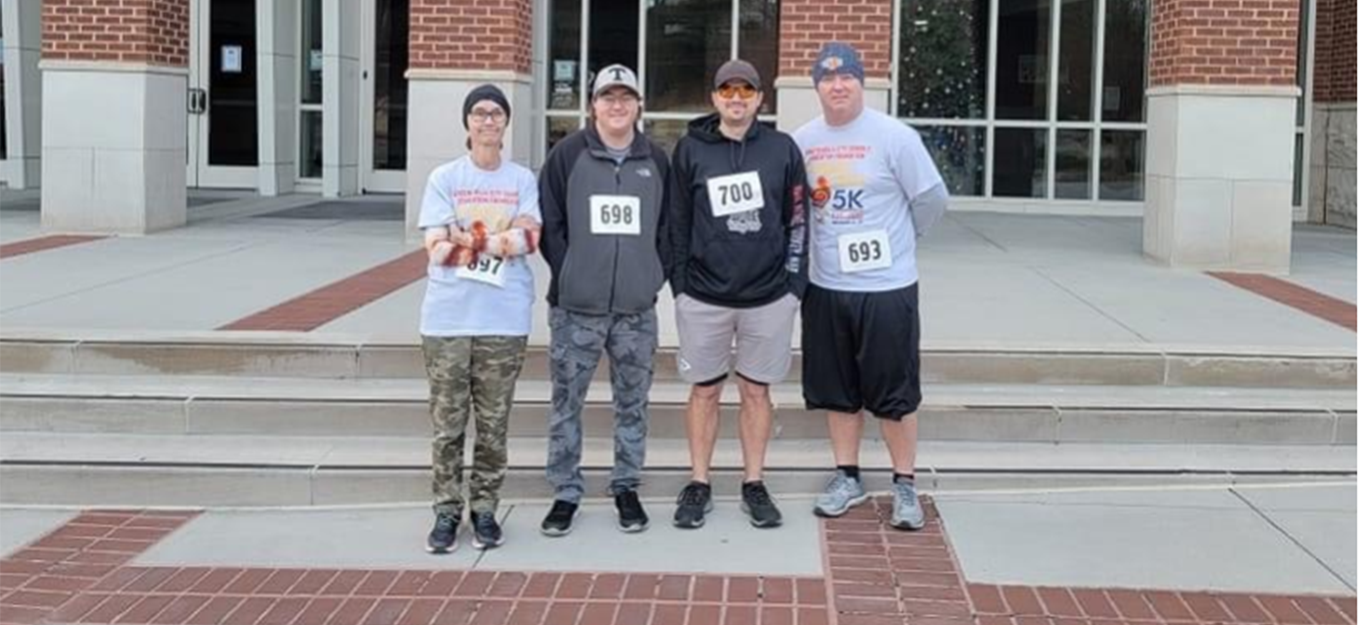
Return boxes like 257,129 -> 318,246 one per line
794,108 -> 943,293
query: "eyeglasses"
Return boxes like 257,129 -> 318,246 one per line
469,109 -> 506,124
716,83 -> 759,100
597,93 -> 639,107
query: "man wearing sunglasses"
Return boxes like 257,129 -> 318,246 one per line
793,42 -> 949,531
667,59 -> 810,530
538,64 -> 673,537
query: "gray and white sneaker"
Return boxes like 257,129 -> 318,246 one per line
890,479 -> 926,530
813,470 -> 869,517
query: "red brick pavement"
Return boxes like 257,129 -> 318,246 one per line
0,236 -> 107,260
217,251 -> 426,332
1209,272 -> 1357,332
0,499 -> 1352,625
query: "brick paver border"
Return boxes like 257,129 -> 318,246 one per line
218,251 -> 426,332
0,236 -> 107,260
1,499 -> 1353,625
1209,272 -> 1357,332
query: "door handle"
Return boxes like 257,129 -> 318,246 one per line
187,88 -> 208,115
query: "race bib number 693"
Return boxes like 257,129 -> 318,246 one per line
837,230 -> 892,273
590,195 -> 641,235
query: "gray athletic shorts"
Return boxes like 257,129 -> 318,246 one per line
674,292 -> 799,385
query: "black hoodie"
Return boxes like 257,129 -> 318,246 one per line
668,113 -> 810,308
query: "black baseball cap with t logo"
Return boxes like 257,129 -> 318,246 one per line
592,64 -> 641,99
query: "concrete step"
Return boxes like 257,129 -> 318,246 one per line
0,431 -> 1352,506
2,373 -> 1354,445
3,332 -> 1354,389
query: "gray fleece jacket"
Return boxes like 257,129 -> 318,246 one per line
538,126 -> 672,315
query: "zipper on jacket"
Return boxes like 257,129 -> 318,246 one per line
607,163 -> 622,313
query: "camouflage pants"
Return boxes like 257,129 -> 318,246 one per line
546,307 -> 658,503
422,335 -> 528,516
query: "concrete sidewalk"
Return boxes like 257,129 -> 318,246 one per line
0,191 -> 1354,354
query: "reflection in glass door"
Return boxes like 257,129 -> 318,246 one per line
360,0 -> 409,193
542,0 -> 779,158
298,0 -> 323,182
187,0 -> 258,188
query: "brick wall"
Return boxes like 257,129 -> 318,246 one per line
42,0 -> 188,67
409,0 -> 531,74
1312,0 -> 1356,102
778,0 -> 893,80
1150,0 -> 1300,86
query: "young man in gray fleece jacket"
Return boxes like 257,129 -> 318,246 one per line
537,64 -> 672,537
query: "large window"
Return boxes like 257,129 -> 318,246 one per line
545,0 -> 779,156
896,0 -> 1148,203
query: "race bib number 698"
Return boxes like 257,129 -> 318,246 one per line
590,195 -> 641,235
837,230 -> 892,273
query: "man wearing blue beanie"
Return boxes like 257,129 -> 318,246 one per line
792,42 -> 950,531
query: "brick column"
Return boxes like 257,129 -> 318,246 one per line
39,0 -> 189,234
774,0 -> 894,131
1308,0 -> 1356,227
1143,0 -> 1301,271
403,0 -> 533,232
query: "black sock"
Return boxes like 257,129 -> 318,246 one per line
894,472 -> 915,484
837,465 -> 860,480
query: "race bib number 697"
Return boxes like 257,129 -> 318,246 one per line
455,255 -> 507,288
837,230 -> 892,273
590,195 -> 641,235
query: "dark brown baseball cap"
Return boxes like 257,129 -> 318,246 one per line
713,59 -> 761,91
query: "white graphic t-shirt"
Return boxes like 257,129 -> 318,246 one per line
793,108 -> 943,292
418,157 -> 541,336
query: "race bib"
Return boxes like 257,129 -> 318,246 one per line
706,171 -> 764,217
837,230 -> 892,273
590,195 -> 641,235
455,254 -> 507,288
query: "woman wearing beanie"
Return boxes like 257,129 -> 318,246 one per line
419,84 -> 542,554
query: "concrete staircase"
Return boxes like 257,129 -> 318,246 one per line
1,332 -> 1354,506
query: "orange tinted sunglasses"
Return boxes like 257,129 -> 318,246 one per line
716,83 -> 759,100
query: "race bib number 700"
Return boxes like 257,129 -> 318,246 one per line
837,230 -> 892,273
706,171 -> 764,217
590,195 -> 641,235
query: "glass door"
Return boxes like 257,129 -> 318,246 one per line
360,0 -> 409,193
187,0 -> 259,188
298,0 -> 324,184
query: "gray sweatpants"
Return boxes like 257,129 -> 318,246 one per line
545,306 -> 658,503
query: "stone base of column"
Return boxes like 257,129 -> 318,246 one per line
403,70 -> 534,233
39,62 -> 187,234
1143,85 -> 1299,273
1309,102 -> 1356,229
772,76 -> 892,133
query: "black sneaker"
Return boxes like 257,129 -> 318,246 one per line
741,481 -> 783,528
540,500 -> 579,537
673,481 -> 713,529
470,511 -> 504,550
615,490 -> 650,533
426,512 -> 459,554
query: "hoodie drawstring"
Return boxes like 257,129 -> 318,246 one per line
729,136 -> 748,172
